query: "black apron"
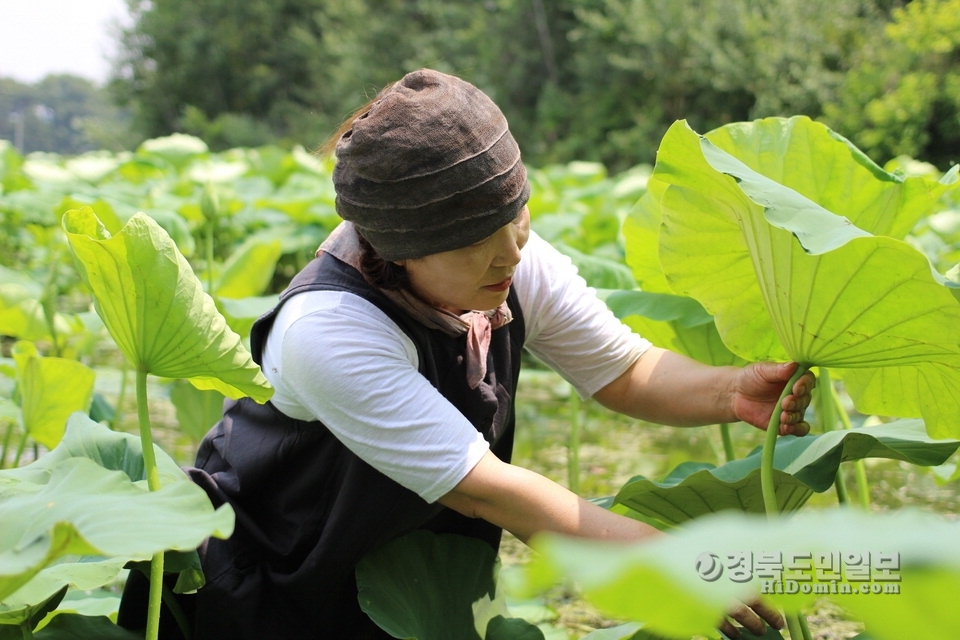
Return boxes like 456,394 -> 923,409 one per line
119,252 -> 525,639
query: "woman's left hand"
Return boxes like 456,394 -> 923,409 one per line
732,362 -> 815,436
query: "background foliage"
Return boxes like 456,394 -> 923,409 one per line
1,0 -> 957,173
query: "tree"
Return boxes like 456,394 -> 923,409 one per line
110,0 -> 903,170
113,0 -> 336,148
821,0 -> 960,170
112,0 -> 579,155
546,0 -> 889,170
0,75 -> 129,155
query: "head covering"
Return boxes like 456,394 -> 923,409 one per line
332,68 -> 530,261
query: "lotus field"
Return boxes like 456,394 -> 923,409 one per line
1,116 -> 959,640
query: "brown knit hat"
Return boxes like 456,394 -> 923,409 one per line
332,69 -> 530,261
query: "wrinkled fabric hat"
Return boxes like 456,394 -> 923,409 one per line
332,68 -> 530,261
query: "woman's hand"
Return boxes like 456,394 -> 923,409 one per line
731,362 -> 815,436
594,348 -> 815,433
720,598 -> 784,638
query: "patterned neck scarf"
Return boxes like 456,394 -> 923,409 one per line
317,223 -> 513,389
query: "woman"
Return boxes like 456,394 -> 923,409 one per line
127,68 -> 814,639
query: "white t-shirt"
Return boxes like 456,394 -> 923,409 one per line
260,230 -> 651,503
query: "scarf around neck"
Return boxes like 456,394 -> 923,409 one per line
316,222 -> 513,389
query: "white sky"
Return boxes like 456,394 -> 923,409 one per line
0,0 -> 131,85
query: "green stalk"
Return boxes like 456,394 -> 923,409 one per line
786,610 -> 813,640
12,430 -> 28,467
201,183 -> 220,298
567,384 -> 581,494
797,611 -> 814,640
814,368 -> 854,506
830,383 -> 871,509
1,421 -> 14,468
19,620 -> 35,640
109,363 -> 130,431
852,458 -> 871,509
162,581 -> 193,640
40,246 -> 62,357
761,364 -> 815,640
718,423 -> 735,462
205,221 -> 215,296
136,367 -> 163,640
760,363 -> 810,518
833,469 -> 849,505
813,368 -> 835,433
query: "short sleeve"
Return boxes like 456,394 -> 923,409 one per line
261,291 -> 490,503
514,232 -> 652,398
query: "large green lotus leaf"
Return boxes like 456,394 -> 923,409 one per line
31,613 -> 143,639
0,584 -> 66,630
64,152 -> 122,184
49,587 -> 122,621
214,238 -> 283,299
613,420 -> 959,528
554,243 -> 637,290
217,294 -> 278,339
0,457 -> 232,601
0,414 -> 233,601
0,556 -> 127,627
357,531 -> 543,640
0,284 -> 61,343
255,173 -> 338,226
6,412 -> 183,485
621,190 -> 673,293
632,116 -> 956,365
169,379 -> 224,442
704,116 -> 958,240
12,342 -> 95,449
61,207 -> 272,402
840,362 -> 960,440
604,290 -> 746,368
652,121 -> 960,437
137,133 -> 209,171
523,508 -> 960,640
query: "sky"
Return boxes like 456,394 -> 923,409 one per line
0,0 -> 131,85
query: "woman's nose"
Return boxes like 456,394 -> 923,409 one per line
493,229 -> 523,267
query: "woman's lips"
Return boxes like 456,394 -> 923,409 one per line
484,277 -> 513,292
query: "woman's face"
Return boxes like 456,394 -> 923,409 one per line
397,207 -> 530,312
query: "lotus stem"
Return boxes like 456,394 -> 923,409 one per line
760,363 -> 810,519
162,581 -> 193,639
813,368 -> 835,433
814,368 -> 861,506
136,368 -> 161,492
110,363 -> 130,431
137,367 -> 163,640
41,246 -> 62,357
786,610 -> 814,640
834,469 -> 849,505
830,382 -> 871,509
1,420 -> 13,468
205,221 -> 215,296
719,423 -> 735,462
12,430 -> 28,467
19,620 -> 35,639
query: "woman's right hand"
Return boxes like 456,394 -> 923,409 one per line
719,598 -> 784,638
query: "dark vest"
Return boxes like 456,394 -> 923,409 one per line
184,253 -> 525,639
